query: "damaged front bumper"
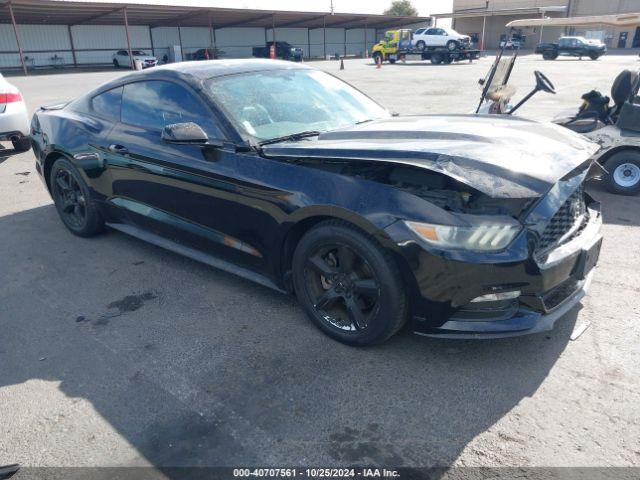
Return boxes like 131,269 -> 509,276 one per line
386,191 -> 603,339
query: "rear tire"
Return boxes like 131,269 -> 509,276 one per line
542,50 -> 558,60
12,137 -> 31,153
292,220 -> 407,346
606,151 -> 640,196
430,53 -> 443,65
50,157 -> 105,237
113,59 -> 119,68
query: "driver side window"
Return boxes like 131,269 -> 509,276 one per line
121,80 -> 221,137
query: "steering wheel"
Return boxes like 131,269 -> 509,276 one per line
534,70 -> 556,94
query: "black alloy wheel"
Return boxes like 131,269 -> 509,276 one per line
292,220 -> 407,346
50,158 -> 104,237
305,244 -> 379,331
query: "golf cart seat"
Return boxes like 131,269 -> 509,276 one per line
559,69 -> 639,134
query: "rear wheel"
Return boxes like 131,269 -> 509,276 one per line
292,220 -> 407,346
113,59 -> 119,68
12,137 -> 31,153
542,50 -> 558,60
430,53 -> 443,65
606,151 -> 640,195
50,157 -> 104,236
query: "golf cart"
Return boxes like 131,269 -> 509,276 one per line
475,13 -> 640,195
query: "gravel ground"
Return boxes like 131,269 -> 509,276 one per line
0,53 -> 639,470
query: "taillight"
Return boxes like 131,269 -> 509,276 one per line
0,92 -> 22,104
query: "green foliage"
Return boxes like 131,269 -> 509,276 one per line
384,0 -> 419,16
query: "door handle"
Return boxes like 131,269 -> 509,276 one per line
108,144 -> 129,155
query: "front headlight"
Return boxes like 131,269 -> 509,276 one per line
405,215 -> 521,252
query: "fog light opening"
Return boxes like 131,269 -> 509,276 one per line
470,290 -> 521,303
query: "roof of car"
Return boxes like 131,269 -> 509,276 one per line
125,59 -> 307,82
93,59 -> 310,95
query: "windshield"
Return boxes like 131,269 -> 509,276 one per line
205,68 -> 390,142
132,50 -> 148,56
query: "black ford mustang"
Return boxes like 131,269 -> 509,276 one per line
30,59 -> 603,345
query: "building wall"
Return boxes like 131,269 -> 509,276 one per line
452,0 -> 640,48
0,22 -> 399,70
569,0 -> 640,48
453,13 -> 566,49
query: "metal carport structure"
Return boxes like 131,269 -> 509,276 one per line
0,0 -> 430,75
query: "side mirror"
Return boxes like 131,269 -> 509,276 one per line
162,122 -> 208,144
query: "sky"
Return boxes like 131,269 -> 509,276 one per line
66,0 -> 455,16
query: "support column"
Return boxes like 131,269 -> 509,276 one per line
177,25 -> 183,61
272,13 -> 276,44
323,15 -> 326,59
364,22 -> 368,58
8,2 -> 27,76
68,25 -> 77,67
149,26 -> 155,56
307,28 -> 311,60
123,6 -> 134,70
539,11 -> 545,44
480,0 -> 489,51
343,28 -> 347,57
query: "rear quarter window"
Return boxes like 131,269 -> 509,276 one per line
91,86 -> 123,121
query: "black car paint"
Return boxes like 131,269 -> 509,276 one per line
31,60 -> 602,338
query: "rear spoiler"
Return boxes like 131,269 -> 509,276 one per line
39,101 -> 69,111
507,12 -> 640,28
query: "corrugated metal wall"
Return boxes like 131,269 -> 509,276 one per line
0,23 -> 417,69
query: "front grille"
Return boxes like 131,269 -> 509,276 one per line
536,185 -> 589,256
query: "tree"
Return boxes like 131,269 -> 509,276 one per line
384,0 -> 418,16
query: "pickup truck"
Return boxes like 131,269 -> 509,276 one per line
252,42 -> 303,61
536,36 -> 607,60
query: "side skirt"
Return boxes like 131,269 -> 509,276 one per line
106,222 -> 286,294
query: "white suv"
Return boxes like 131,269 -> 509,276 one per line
412,27 -> 471,52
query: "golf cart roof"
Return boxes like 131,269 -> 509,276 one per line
507,12 -> 640,28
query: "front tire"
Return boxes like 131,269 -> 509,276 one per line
542,50 -> 558,60
50,157 -> 104,237
606,151 -> 640,195
292,220 -> 407,346
589,52 -> 600,60
113,59 -> 119,68
446,40 -> 459,51
416,40 -> 426,51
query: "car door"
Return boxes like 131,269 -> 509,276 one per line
102,79 -> 274,273
424,28 -> 438,46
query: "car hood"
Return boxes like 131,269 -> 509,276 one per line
261,114 -> 600,199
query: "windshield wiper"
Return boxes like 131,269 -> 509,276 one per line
258,130 -> 321,146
